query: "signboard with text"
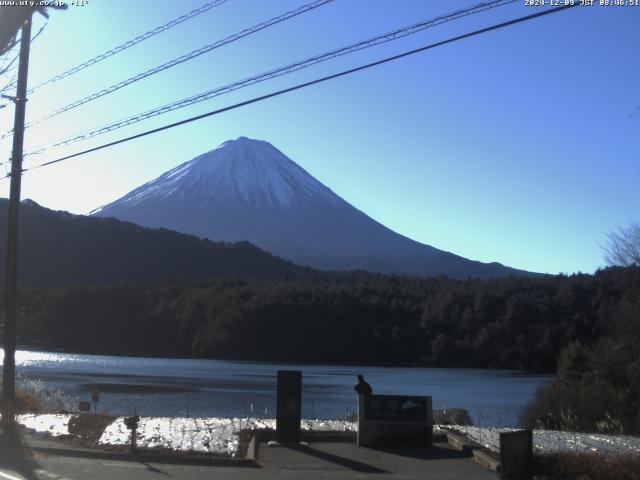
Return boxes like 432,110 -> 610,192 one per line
364,395 -> 430,422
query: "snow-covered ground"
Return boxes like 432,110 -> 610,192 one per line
17,413 -> 71,437
100,417 -> 242,455
449,426 -> 640,456
14,413 -> 356,456
98,417 -> 357,456
15,413 -> 640,458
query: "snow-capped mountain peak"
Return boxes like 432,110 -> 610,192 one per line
93,137 -> 339,214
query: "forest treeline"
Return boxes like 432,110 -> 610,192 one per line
521,266 -> 640,433
0,199 -> 313,288
11,266 -> 639,373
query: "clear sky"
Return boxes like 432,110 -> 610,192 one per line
0,0 -> 638,275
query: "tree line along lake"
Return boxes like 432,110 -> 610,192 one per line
6,350 -> 552,426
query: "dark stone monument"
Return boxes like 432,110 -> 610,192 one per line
276,370 -> 302,444
500,429 -> 533,480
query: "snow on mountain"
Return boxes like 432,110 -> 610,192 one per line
93,137 -> 340,214
92,137 -> 528,278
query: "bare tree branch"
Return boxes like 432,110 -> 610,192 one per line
604,220 -> 640,267
0,4 -> 63,55
0,22 -> 46,92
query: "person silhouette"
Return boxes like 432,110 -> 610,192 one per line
354,374 -> 373,396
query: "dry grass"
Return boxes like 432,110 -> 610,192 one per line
68,414 -> 116,446
1,376 -> 74,413
14,387 -> 43,413
534,452 -> 640,480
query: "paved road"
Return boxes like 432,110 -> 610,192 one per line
0,442 -> 498,480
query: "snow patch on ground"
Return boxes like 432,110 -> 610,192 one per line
17,414 -> 71,437
100,417 -> 242,455
99,417 -> 357,456
449,426 -> 640,455
13,413 -> 640,459
302,419 -> 357,432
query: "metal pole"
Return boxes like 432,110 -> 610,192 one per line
2,12 -> 32,437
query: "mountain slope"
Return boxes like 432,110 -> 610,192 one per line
0,199 -> 312,288
93,137 -> 530,279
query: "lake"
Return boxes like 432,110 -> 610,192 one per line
4,350 -> 552,426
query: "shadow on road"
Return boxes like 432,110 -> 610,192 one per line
0,432 -> 45,480
137,460 -> 172,476
282,444 -> 388,473
367,443 -> 473,460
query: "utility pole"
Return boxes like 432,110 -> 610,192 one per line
2,11 -> 32,437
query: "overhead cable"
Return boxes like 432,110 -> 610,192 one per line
26,0 -> 230,94
3,0 -> 334,138
5,2 -> 577,178
24,0 -> 518,157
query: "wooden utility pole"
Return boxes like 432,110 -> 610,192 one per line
2,11 -> 32,437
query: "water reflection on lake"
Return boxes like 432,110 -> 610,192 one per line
3,350 -> 552,426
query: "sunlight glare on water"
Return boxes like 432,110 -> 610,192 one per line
3,349 -> 553,425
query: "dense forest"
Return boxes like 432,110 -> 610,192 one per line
6,266 -> 639,432
10,266 -> 639,372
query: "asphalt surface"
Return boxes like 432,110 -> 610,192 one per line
0,440 -> 498,480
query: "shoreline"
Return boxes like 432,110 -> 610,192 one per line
7,346 -> 555,374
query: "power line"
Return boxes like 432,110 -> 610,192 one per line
4,2 -> 577,179
0,24 -> 47,116
23,0 -> 518,158
23,0 -> 230,95
3,0 -> 335,138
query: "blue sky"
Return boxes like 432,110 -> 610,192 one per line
0,0 -> 638,274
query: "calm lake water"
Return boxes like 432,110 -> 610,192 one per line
5,350 -> 552,426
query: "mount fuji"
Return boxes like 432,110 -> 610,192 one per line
92,137 -> 527,278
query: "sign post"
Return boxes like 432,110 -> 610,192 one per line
91,388 -> 100,415
124,414 -> 140,454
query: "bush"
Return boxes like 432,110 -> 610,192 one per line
14,387 -> 42,413
534,452 -> 640,480
522,293 -> 640,434
0,379 -> 42,413
1,376 -> 74,414
433,408 -> 473,426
